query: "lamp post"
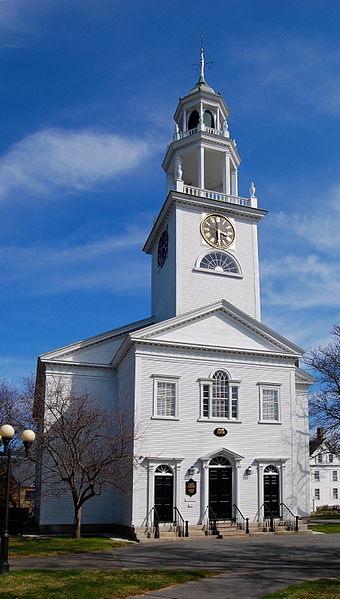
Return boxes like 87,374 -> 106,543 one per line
0,425 -> 35,575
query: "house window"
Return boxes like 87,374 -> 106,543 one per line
314,470 -> 320,481
200,371 -> 239,420
333,471 -> 338,482
314,489 -> 320,500
333,488 -> 338,500
259,385 -> 280,422
317,454 -> 323,463
329,454 -> 334,463
152,376 -> 179,419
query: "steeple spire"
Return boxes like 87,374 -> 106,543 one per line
198,34 -> 206,84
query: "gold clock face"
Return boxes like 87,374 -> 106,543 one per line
200,214 -> 235,249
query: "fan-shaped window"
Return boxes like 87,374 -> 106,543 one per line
264,465 -> 279,474
155,465 -> 173,475
203,110 -> 215,128
209,456 -> 230,466
188,110 -> 199,130
199,251 -> 239,274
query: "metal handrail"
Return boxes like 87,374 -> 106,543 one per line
233,504 -> 250,533
280,502 -> 299,531
173,507 -> 188,537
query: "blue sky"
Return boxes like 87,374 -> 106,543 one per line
0,0 -> 339,381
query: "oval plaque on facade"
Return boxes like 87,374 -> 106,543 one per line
213,427 -> 228,437
185,478 -> 197,496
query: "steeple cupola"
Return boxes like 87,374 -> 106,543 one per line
162,44 -> 246,205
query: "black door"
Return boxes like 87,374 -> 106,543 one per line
263,474 -> 280,517
154,475 -> 173,522
209,467 -> 232,519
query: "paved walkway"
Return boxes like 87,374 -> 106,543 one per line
11,534 -> 340,598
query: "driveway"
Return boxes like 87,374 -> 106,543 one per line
11,533 -> 340,598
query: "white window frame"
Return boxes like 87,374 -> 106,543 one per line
314,488 -> 320,500
258,383 -> 281,424
198,375 -> 241,422
151,375 -> 180,420
314,470 -> 320,481
332,488 -> 338,500
332,471 -> 338,482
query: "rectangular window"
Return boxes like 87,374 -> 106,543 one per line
317,454 -> 323,463
152,376 -> 179,419
314,470 -> 320,481
333,471 -> 338,482
259,385 -> 280,422
199,379 -> 240,420
314,489 -> 320,500
333,488 -> 338,499
329,454 -> 334,463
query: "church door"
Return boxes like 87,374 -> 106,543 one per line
263,466 -> 280,517
209,457 -> 232,519
154,466 -> 173,522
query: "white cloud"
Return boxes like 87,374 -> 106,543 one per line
261,254 -> 340,308
240,39 -> 340,120
0,226 -> 151,295
0,128 -> 153,204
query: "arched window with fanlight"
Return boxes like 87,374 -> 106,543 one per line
200,370 -> 240,420
198,251 -> 241,276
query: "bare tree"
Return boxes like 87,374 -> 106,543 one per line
305,325 -> 340,445
34,380 -> 135,538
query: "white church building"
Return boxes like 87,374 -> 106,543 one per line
35,49 -> 314,538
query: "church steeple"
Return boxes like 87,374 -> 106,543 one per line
144,49 -> 266,324
162,44 -> 246,204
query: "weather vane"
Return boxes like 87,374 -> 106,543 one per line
192,34 -> 213,82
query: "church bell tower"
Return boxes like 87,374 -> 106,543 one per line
143,45 -> 267,324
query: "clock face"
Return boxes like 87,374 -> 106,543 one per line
157,230 -> 168,267
200,214 -> 235,249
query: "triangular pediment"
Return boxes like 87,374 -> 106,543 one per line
200,447 -> 245,463
130,301 -> 303,356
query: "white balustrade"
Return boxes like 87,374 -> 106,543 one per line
182,185 -> 250,207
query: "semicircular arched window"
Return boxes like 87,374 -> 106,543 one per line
155,465 -> 173,475
209,456 -> 230,466
264,465 -> 279,474
203,109 -> 215,128
188,110 -> 199,130
199,251 -> 239,274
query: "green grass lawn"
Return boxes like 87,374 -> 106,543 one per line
261,578 -> 340,598
0,569 -> 216,599
308,523 -> 340,534
9,536 -> 130,558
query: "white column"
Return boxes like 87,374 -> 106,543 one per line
183,109 -> 187,132
223,154 -> 231,195
174,464 -> 181,511
231,169 -> 238,197
257,464 -> 264,519
198,146 -> 205,190
199,102 -> 204,130
147,464 -> 154,526
234,463 -> 241,509
201,463 -> 209,524
281,463 -> 286,507
216,108 -> 220,131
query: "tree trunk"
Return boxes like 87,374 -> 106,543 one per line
73,505 -> 82,538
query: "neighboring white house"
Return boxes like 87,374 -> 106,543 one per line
35,48 -> 314,537
310,429 -> 340,511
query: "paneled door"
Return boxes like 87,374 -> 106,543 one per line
154,475 -> 173,522
209,467 -> 232,519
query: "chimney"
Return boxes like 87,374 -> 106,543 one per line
317,427 -> 324,442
